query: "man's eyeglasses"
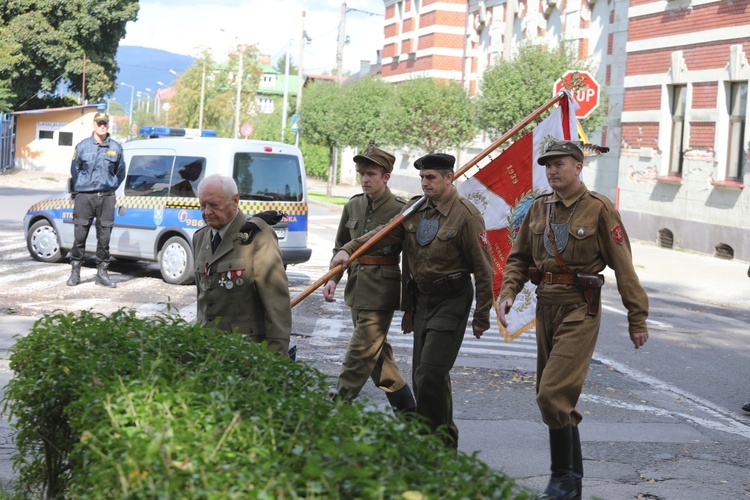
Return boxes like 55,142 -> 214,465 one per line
96,121 -> 109,127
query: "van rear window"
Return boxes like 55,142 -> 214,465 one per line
233,153 -> 303,202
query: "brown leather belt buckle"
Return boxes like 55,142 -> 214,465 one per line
544,272 -> 554,284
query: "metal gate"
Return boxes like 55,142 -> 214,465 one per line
0,113 -> 15,172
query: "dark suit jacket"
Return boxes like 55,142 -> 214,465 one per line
193,210 -> 291,355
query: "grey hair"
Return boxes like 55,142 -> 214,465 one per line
197,174 -> 238,199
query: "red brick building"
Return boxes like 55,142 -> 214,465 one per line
617,0 -> 750,260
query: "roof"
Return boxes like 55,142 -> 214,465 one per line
11,104 -> 100,116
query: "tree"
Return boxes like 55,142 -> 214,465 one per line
393,78 -> 476,154
338,77 -> 400,150
300,81 -> 346,195
171,45 -> 263,137
0,0 -> 138,110
476,41 -> 607,137
274,53 -> 297,75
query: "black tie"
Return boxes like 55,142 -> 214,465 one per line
211,232 -> 222,253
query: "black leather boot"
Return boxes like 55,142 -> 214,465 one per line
66,261 -> 82,286
95,262 -> 116,288
571,426 -> 583,500
537,425 -> 577,500
386,384 -> 416,414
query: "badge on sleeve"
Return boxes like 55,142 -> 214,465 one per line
478,231 -> 490,252
610,224 -> 624,245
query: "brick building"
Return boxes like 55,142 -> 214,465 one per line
617,0 -> 750,260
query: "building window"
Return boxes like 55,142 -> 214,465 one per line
38,130 -> 54,140
58,132 -> 73,146
726,82 -> 747,181
668,84 -> 687,177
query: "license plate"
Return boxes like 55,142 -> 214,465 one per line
275,227 -> 286,239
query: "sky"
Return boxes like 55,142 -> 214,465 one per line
121,0 -> 386,75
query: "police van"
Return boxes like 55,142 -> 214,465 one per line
23,127 -> 312,285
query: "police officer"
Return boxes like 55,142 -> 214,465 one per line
498,139 -> 649,500
331,153 -> 493,448
322,143 -> 415,414
193,174 -> 292,356
67,112 -> 126,288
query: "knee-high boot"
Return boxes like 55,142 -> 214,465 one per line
536,425 -> 577,500
571,426 -> 583,500
386,384 -> 416,414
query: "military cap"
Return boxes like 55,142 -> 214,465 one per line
414,153 -> 455,171
537,139 -> 584,165
353,142 -> 396,173
93,112 -> 110,123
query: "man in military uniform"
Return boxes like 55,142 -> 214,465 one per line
498,140 -> 649,500
322,143 -> 416,414
193,174 -> 291,356
330,153 -> 493,448
67,112 -> 126,288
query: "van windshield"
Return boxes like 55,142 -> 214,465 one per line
233,152 -> 303,202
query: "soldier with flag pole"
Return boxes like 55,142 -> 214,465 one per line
498,140 -> 649,500
330,153 -> 493,449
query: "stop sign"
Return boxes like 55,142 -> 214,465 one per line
554,70 -> 600,119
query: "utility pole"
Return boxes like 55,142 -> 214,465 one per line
199,59 -> 206,129
234,49 -> 243,139
281,38 -> 292,142
295,10 -> 306,147
330,2 -> 347,196
335,2 -> 347,86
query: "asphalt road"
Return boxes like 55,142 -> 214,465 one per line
1,180 -> 750,498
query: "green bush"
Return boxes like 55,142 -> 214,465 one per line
3,310 -> 530,499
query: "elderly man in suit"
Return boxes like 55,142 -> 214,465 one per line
193,174 -> 291,355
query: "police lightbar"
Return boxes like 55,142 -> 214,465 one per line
139,126 -> 217,138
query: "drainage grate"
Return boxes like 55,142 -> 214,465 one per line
657,229 -> 673,249
714,243 -> 734,260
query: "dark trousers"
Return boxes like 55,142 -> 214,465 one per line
412,284 -> 473,447
71,192 -> 116,264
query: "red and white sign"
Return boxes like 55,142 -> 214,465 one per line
554,70 -> 600,119
240,123 -> 254,137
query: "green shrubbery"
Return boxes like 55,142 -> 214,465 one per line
2,310 -> 529,499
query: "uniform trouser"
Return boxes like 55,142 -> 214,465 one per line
336,308 -> 407,401
535,300 -> 601,429
412,284 -> 473,447
71,192 -> 116,264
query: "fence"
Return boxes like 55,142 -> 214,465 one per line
0,113 -> 15,172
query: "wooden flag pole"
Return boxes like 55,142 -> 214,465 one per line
290,91 -> 567,308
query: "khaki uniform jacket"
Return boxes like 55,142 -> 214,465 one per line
331,188 -> 406,311
500,183 -> 649,333
341,187 -> 494,330
193,211 -> 292,355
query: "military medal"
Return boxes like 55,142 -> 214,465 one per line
218,274 -> 227,288
234,270 -> 245,287
199,276 -> 211,291
224,278 -> 234,290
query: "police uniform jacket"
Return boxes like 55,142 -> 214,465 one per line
193,210 -> 292,355
500,183 -> 649,333
341,187 -> 494,331
331,188 -> 405,311
70,133 -> 126,192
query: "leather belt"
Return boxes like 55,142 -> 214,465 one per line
529,269 -> 577,285
79,190 -> 115,196
417,272 -> 471,294
355,255 -> 399,266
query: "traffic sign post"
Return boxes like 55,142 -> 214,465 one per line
240,123 -> 254,138
290,114 -> 300,133
554,70 -> 600,119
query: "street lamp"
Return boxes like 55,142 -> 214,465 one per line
155,81 -> 166,118
120,82 -> 135,131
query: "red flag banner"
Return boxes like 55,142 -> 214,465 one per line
458,94 -> 579,340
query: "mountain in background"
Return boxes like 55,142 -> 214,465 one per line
110,46 -> 196,116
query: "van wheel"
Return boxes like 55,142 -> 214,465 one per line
27,220 -> 65,263
158,236 -> 195,285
